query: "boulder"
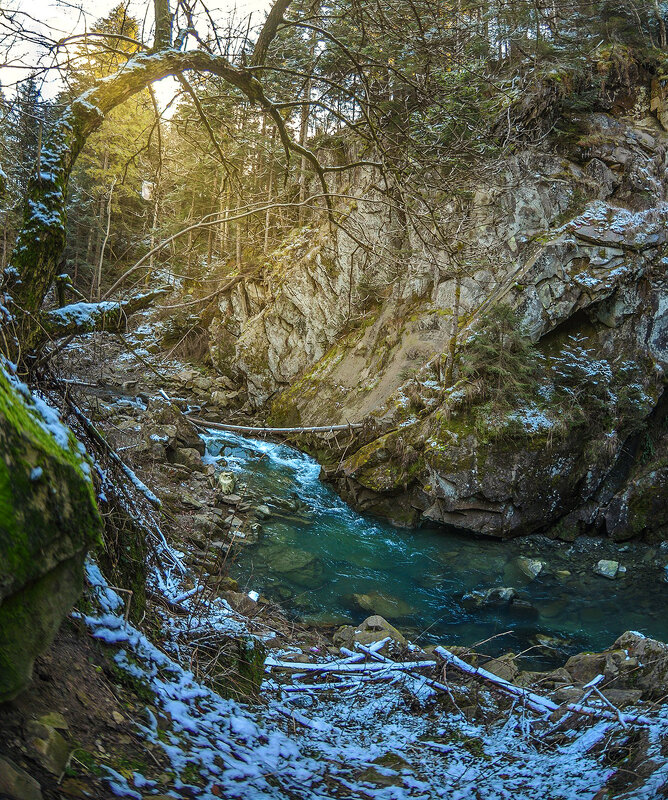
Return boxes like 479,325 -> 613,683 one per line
515,667 -> 572,689
220,591 -> 260,616
611,631 -> 668,700
218,471 -> 237,495
0,367 -> 102,702
599,688 -> 643,709
564,632 -> 668,700
146,424 -> 177,450
219,494 -> 242,505
334,615 -> 407,652
151,399 -> 205,454
193,375 -> 213,392
25,719 -> 71,775
482,653 -> 519,682
0,756 -> 42,800
211,390 -> 233,408
172,447 -> 204,471
564,651 -> 607,684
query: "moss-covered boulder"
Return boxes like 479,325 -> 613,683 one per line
0,364 -> 102,702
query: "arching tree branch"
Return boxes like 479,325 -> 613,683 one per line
251,0 -> 293,70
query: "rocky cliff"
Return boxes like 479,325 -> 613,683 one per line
208,52 -> 668,541
0,363 -> 101,702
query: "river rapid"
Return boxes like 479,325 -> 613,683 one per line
203,430 -> 668,668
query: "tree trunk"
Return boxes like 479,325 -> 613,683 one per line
93,149 -> 110,272
264,167 -> 273,255
445,276 -> 461,386
95,178 -> 115,301
236,202 -> 242,271
6,48 -> 270,327
220,179 -> 229,256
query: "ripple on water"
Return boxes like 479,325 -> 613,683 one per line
203,430 -> 668,668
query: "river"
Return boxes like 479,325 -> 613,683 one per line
203,429 -> 668,668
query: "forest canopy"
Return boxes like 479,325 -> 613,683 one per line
0,0 -> 666,360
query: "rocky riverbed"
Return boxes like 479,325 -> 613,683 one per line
49,320 -> 668,673
3,316 -> 668,800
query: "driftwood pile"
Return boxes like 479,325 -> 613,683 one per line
265,637 -> 653,728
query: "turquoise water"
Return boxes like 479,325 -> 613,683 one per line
203,431 -> 668,668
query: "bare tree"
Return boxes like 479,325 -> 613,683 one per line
0,0 -> 334,354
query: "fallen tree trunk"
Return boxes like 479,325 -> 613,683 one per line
40,287 -> 171,341
187,416 -> 363,435
434,646 -> 652,725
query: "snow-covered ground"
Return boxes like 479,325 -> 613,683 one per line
82,558 -> 668,800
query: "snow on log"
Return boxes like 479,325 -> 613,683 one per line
435,646 -> 652,724
41,287 -> 171,340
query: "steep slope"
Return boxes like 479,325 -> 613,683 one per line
208,54 -> 668,540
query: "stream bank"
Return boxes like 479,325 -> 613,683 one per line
2,319 -> 668,800
52,321 -> 668,671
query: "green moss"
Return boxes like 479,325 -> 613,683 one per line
0,368 -> 102,701
0,556 -> 85,702
230,638 -> 267,700
203,637 -> 268,702
0,369 -> 101,596
268,337 -> 352,426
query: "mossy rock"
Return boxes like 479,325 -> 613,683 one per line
0,366 -> 102,701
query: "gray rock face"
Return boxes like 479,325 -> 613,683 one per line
208,103 -> 668,541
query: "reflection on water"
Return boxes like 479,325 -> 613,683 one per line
203,430 -> 668,668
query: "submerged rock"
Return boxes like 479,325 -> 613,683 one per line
172,447 -> 204,471
516,557 -> 544,581
462,586 -> 538,617
261,544 -> 324,588
351,590 -> 414,619
594,559 -> 620,579
504,556 -> 544,586
302,611 -> 354,628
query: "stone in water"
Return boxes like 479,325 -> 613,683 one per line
594,559 -> 619,579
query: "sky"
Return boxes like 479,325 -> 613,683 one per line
0,0 -> 273,106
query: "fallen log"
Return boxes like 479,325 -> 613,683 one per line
264,657 -> 437,674
434,646 -> 652,725
40,286 -> 172,340
186,416 -> 363,435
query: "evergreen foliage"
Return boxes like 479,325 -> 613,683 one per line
458,304 -> 541,405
